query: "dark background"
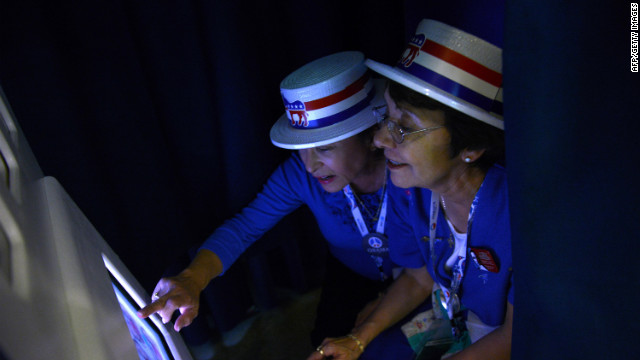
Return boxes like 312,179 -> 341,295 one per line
1,0 -> 638,358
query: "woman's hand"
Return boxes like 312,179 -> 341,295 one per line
137,249 -> 224,332
137,270 -> 202,331
309,267 -> 432,360
306,335 -> 364,360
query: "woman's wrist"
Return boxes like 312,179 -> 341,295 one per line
346,333 -> 364,353
350,320 -> 383,350
181,250 -> 223,291
176,268 -> 208,293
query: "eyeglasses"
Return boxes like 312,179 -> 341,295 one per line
372,105 -> 444,144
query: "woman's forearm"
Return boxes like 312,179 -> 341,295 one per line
352,266 -> 433,348
180,249 -> 224,292
447,303 -> 513,360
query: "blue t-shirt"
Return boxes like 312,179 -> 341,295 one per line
387,165 -> 513,327
200,152 -> 397,281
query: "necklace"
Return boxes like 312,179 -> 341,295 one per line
351,172 -> 387,222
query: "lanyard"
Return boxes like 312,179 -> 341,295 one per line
343,185 -> 388,235
429,191 -> 479,319
343,183 -> 389,281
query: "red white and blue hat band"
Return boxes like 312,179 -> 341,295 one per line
271,51 -> 385,149
365,21 -> 503,128
281,73 -> 375,130
395,20 -> 503,117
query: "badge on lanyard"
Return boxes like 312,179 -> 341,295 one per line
362,232 -> 389,257
429,191 -> 480,320
432,283 -> 461,320
343,179 -> 390,281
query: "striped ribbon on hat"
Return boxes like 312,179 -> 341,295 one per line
398,31 -> 503,116
282,73 -> 375,129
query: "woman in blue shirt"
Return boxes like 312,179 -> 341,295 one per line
139,51 -> 419,360
311,20 -> 512,360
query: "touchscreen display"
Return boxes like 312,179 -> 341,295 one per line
111,282 -> 172,360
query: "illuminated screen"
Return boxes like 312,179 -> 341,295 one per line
111,279 -> 173,360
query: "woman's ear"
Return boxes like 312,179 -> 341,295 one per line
461,148 -> 486,163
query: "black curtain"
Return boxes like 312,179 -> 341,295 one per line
505,1 -> 640,359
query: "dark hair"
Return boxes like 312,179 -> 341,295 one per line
387,81 -> 504,171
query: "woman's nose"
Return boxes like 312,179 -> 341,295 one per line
373,124 -> 395,150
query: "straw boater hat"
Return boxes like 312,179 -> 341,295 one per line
365,19 -> 504,130
270,51 -> 385,149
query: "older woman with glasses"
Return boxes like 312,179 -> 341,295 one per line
138,51 -> 427,360
309,20 -> 512,360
